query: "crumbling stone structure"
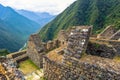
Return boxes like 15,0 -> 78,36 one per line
44,55 -> 120,80
7,50 -> 28,63
0,57 -> 25,80
57,30 -> 68,46
97,25 -> 117,39
27,34 -> 61,68
110,30 -> 120,40
89,38 -> 120,57
64,26 -> 92,59
27,34 -> 46,68
6,25 -> 120,80
43,26 -> 120,80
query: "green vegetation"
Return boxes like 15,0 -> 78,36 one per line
19,59 -> 39,74
94,43 -> 101,48
0,4 -> 40,52
0,49 -> 10,56
40,77 -> 47,80
39,0 -> 120,41
114,56 -> 120,62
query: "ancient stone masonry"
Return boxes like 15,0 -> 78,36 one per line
27,34 -> 46,68
0,57 -> 25,80
43,54 -> 120,80
86,42 -> 116,59
7,50 -> 28,63
110,30 -> 120,40
90,38 -> 120,57
43,26 -> 120,80
7,25 -> 120,80
57,30 -> 68,46
27,34 -> 61,68
64,26 -> 92,59
97,25 -> 117,39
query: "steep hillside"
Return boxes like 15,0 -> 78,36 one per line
39,0 -> 120,41
0,49 -> 10,56
16,10 -> 56,27
0,4 -> 40,52
0,19 -> 24,52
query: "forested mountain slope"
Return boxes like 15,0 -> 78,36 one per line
39,0 -> 120,41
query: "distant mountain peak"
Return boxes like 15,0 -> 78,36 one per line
16,9 -> 56,26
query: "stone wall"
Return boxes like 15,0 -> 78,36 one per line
90,38 -> 120,57
27,34 -> 61,68
64,26 -> 92,59
46,40 -> 60,51
7,50 -> 28,63
43,55 -> 120,80
110,30 -> 120,40
57,30 -> 68,47
97,25 -> 117,39
27,34 -> 45,68
86,42 -> 116,59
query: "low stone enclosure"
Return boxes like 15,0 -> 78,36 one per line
7,26 -> 120,80
97,25 -> 120,40
7,50 -> 28,63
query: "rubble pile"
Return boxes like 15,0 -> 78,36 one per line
0,57 -> 25,80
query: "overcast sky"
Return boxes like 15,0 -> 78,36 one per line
0,0 -> 76,15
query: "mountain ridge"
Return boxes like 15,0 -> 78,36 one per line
16,10 -> 56,27
0,4 -> 40,52
39,0 -> 120,41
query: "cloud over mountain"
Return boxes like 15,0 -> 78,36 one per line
0,0 -> 76,15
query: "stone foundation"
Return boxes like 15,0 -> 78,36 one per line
86,42 -> 116,59
43,55 -> 120,80
7,50 -> 28,63
90,38 -> 120,57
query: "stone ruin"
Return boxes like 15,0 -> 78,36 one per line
43,26 -> 120,80
5,25 -> 120,80
97,25 -> 117,39
89,25 -> 120,58
64,26 -> 92,59
110,29 -> 120,40
7,50 -> 28,63
0,57 -> 25,80
27,34 -> 46,68
27,34 -> 61,68
97,25 -> 120,41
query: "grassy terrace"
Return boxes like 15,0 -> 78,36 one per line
19,59 -> 39,75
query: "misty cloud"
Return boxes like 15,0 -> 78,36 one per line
0,0 -> 76,15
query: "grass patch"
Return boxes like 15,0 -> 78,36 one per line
19,59 -> 39,75
0,49 -> 10,56
113,56 -> 120,62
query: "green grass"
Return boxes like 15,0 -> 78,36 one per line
113,56 -> 120,62
19,59 -> 39,75
0,49 -> 10,56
